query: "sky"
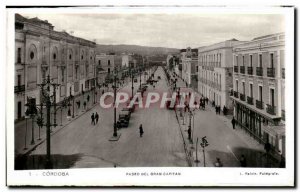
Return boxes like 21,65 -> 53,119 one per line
22,13 -> 285,49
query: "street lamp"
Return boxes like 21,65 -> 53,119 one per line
111,67 -> 120,139
37,75 -> 60,169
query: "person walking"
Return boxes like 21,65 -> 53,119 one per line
231,117 -> 236,129
214,158 -> 223,167
91,113 -> 95,125
240,155 -> 247,167
95,112 -> 99,124
139,124 -> 144,137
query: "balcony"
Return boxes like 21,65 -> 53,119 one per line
256,100 -> 264,109
233,91 -> 239,98
267,68 -> 275,78
282,68 -> 285,79
14,85 -> 25,93
247,96 -> 253,105
266,104 -> 276,115
240,93 -> 246,101
240,66 -> 245,74
256,67 -> 263,76
247,67 -> 253,75
234,66 -> 239,73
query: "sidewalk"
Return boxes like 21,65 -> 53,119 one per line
15,77 -> 133,157
177,75 -> 281,167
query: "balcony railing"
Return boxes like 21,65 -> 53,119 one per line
282,68 -> 285,79
247,67 -> 253,75
282,110 -> 285,121
247,96 -> 253,105
234,66 -> 239,73
233,91 -> 239,98
240,93 -> 246,101
14,85 -> 25,93
267,68 -> 275,78
240,66 -> 245,74
256,67 -> 263,76
256,100 -> 264,109
266,104 -> 276,115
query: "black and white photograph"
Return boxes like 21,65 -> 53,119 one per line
5,6 -> 295,187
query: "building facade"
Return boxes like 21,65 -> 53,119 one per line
231,33 -> 285,156
198,39 -> 242,110
15,14 -> 96,120
181,47 -> 198,89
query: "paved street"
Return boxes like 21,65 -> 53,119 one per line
15,67 -> 280,169
16,67 -> 188,169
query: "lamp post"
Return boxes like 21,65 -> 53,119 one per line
37,75 -> 60,169
200,136 -> 209,167
24,109 -> 30,150
113,67 -> 118,137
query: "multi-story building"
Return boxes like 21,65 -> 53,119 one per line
197,39 -> 242,109
15,14 -> 96,121
231,33 -> 285,156
181,47 -> 198,89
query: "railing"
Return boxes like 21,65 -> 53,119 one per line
240,66 -> 245,74
282,110 -> 285,121
234,91 -> 239,98
247,67 -> 253,75
14,85 -> 25,93
266,104 -> 276,115
240,93 -> 246,101
256,100 -> 264,109
256,67 -> 263,76
282,68 -> 285,79
247,96 -> 253,105
267,68 -> 275,78
234,66 -> 239,73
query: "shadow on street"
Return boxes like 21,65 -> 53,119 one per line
15,153 -> 83,170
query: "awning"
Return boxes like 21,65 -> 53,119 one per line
262,124 -> 285,137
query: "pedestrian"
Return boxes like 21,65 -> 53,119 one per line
218,106 -> 221,115
91,113 -> 95,125
215,106 -> 218,114
139,124 -> 144,137
214,158 -> 223,167
231,117 -> 236,129
240,155 -> 247,167
279,154 -> 285,168
95,112 -> 99,124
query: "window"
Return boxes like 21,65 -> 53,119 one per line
250,55 -> 253,67
259,54 -> 262,67
17,75 -> 21,86
250,84 -> 253,98
30,52 -> 34,60
270,53 -> 274,68
53,53 -> 56,60
242,82 -> 245,94
236,80 -> 238,92
259,86 -> 263,101
108,68 -> 110,73
69,54 -> 72,60
108,60 -> 110,66
236,56 -> 238,66
270,88 -> 275,106
17,48 -> 21,63
242,56 -> 245,66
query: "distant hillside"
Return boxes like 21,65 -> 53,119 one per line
96,44 -> 179,56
